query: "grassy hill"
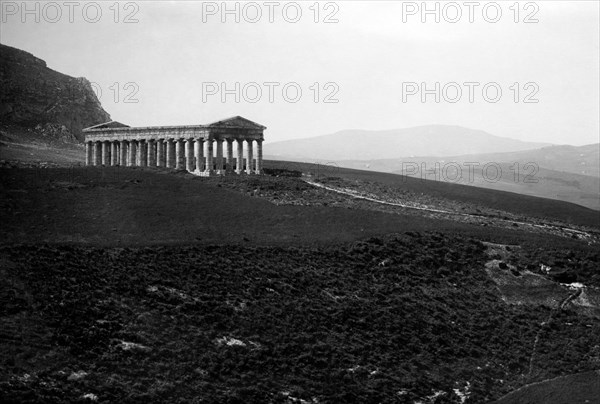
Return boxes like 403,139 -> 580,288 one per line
337,143 -> 600,178
0,166 -> 512,247
389,163 -> 600,211
266,161 -> 599,228
1,163 -> 599,403
315,145 -> 600,210
1,163 -> 598,247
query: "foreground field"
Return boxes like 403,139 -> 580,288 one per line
1,234 -> 599,403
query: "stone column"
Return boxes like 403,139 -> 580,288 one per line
156,139 -> 164,167
170,139 -> 177,168
205,139 -> 214,175
255,139 -> 263,174
236,139 -> 244,174
128,140 -> 137,166
85,141 -> 93,166
245,139 -> 253,174
135,140 -> 142,167
226,139 -> 234,173
111,142 -> 119,166
138,140 -> 147,167
164,140 -> 169,167
166,139 -> 175,168
102,141 -> 110,166
215,139 -> 224,174
94,141 -> 102,165
175,139 -> 185,170
194,139 -> 204,172
148,139 -> 156,166
185,139 -> 195,172
120,141 -> 127,166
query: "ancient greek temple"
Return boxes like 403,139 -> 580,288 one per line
82,116 -> 265,176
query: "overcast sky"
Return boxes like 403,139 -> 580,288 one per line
2,1 -> 599,145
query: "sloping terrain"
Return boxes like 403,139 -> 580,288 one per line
314,160 -> 599,211
1,164 -> 598,247
1,124 -> 86,167
0,166 -> 505,247
1,163 -> 599,403
0,44 -> 110,141
333,146 -> 600,210
338,143 -> 600,178
265,161 -> 600,228
1,234 -> 599,403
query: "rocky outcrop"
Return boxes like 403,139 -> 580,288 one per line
0,44 -> 111,141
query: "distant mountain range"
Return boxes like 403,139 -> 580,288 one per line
265,126 -> 551,161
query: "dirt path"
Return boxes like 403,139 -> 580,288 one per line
493,370 -> 600,403
527,287 -> 584,378
303,179 -> 597,243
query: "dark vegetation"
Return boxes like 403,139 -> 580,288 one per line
502,247 -> 600,288
262,167 -> 302,178
1,234 -> 599,403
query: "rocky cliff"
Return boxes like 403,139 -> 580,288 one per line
0,44 -> 111,141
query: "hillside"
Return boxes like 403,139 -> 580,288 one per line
263,128 -> 599,210
322,147 -> 600,210
264,126 -> 551,161
366,162 -> 599,211
338,144 -> 600,178
1,163 -> 598,246
1,163 -> 599,403
268,161 -> 600,228
0,44 -> 110,141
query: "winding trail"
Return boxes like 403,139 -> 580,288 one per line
493,370 -> 599,403
527,287 -> 584,378
303,179 -> 597,242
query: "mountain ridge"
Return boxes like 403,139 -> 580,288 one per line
0,44 -> 111,141
265,125 -> 552,161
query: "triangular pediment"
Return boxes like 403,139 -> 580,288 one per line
83,121 -> 130,131
206,116 -> 266,130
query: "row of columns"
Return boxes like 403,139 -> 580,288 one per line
85,138 -> 263,175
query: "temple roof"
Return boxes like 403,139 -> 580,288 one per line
206,116 -> 267,130
84,116 -> 266,132
84,121 -> 130,130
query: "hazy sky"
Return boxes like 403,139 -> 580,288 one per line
2,1 -> 599,145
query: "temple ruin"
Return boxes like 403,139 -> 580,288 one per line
83,116 -> 265,176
